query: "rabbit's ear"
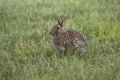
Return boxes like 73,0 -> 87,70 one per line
60,17 -> 66,27
56,17 -> 61,25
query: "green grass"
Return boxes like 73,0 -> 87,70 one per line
0,0 -> 120,80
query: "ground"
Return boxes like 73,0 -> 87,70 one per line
0,0 -> 120,80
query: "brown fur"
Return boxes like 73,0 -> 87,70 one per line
50,17 -> 87,54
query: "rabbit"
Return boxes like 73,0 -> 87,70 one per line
50,17 -> 87,54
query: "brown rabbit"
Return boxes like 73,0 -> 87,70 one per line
50,17 -> 87,54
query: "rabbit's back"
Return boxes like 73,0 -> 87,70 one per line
67,30 -> 87,49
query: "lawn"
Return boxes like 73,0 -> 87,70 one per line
0,0 -> 120,80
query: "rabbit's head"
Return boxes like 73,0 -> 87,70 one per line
50,17 -> 66,36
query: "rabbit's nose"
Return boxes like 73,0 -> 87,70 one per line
50,31 -> 52,35
50,31 -> 53,35
50,31 -> 55,36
